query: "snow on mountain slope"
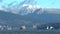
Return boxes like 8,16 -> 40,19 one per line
0,4 -> 60,16
0,4 -> 44,15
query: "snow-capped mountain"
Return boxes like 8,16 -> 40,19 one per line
17,4 -> 44,15
0,4 -> 60,16
0,4 -> 44,15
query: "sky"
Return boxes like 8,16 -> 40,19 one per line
0,0 -> 60,8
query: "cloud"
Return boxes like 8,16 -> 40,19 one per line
0,0 -> 3,2
45,8 -> 60,14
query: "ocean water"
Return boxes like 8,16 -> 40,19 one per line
0,30 -> 60,34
